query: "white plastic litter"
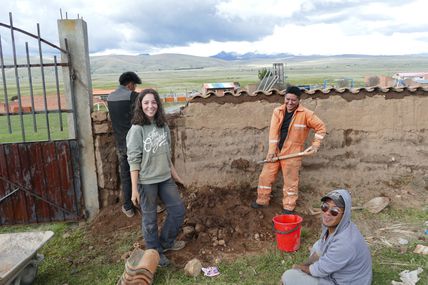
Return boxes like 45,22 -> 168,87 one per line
391,267 -> 423,285
398,238 -> 409,245
202,266 -> 220,277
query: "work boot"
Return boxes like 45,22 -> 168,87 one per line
282,209 -> 295,215
158,253 -> 170,267
251,201 -> 267,209
163,240 -> 186,253
122,205 -> 135,218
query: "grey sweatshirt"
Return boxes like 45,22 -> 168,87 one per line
126,123 -> 172,184
309,189 -> 373,285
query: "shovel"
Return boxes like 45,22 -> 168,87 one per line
257,147 -> 314,164
309,196 -> 390,215
351,196 -> 390,213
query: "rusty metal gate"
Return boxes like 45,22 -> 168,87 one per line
0,13 -> 83,225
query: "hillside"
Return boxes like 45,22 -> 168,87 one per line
89,53 -> 231,73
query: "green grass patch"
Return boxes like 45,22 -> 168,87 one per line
0,113 -> 71,143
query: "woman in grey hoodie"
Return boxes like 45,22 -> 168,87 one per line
127,89 -> 186,267
281,189 -> 372,285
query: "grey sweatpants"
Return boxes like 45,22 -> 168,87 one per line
281,269 -> 319,285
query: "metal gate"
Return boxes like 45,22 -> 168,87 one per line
0,13 -> 83,225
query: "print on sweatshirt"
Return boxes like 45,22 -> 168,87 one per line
144,128 -> 167,154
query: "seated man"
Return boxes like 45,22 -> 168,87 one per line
281,189 -> 372,285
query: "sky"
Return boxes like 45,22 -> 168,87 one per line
1,0 -> 428,57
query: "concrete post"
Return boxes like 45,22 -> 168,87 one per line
57,19 -> 99,220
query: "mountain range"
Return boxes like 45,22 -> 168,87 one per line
211,51 -> 294,60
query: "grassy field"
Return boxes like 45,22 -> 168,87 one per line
90,54 -> 428,93
0,208 -> 426,285
0,113 -> 71,143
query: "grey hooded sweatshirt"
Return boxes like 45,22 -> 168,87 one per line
309,189 -> 372,285
126,123 -> 172,184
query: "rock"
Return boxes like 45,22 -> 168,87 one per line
218,239 -> 225,246
217,229 -> 224,239
205,218 -> 213,227
195,223 -> 205,233
91,111 -> 108,122
208,228 -> 218,237
184,258 -> 202,277
197,232 -> 210,243
183,226 -> 195,238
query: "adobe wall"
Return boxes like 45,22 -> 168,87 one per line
171,89 -> 428,207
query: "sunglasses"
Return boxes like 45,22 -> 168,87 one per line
321,203 -> 343,217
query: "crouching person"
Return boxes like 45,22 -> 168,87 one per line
281,189 -> 372,285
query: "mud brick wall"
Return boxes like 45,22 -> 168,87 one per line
171,90 -> 428,208
91,111 -> 120,208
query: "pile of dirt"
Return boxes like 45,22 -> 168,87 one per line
88,187 -> 320,267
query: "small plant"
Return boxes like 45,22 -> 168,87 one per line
258,68 -> 272,80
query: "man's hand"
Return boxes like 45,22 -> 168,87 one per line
292,264 -> 311,274
303,146 -> 319,155
266,153 -> 277,162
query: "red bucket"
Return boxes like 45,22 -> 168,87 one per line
272,214 -> 303,252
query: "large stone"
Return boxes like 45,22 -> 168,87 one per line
93,122 -> 111,134
91,111 -> 108,122
184,258 -> 202,277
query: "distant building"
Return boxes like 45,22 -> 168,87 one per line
393,72 -> 428,87
202,82 -> 240,95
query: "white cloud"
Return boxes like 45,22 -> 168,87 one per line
216,0 -> 302,19
1,0 -> 427,56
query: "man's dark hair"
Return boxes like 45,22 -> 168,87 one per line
285,86 -> 302,98
119,71 -> 142,86
131,88 -> 166,128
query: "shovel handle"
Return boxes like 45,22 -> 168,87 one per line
257,151 -> 307,164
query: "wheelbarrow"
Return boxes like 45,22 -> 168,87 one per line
0,231 -> 54,285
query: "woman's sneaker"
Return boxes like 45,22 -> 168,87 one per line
121,205 -> 135,218
158,253 -> 170,267
163,240 -> 186,253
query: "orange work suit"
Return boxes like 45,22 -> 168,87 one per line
256,104 -> 326,211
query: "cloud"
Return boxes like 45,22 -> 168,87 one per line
107,0 -> 281,48
1,0 -> 428,56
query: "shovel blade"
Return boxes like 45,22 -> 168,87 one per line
363,197 -> 390,213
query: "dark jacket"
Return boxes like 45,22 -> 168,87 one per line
107,85 -> 138,149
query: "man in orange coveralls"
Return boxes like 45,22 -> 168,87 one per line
251,86 -> 326,214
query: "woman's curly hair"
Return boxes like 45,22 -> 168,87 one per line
131,88 -> 166,127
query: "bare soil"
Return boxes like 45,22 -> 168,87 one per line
88,186 -> 321,267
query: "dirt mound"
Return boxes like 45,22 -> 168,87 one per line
88,187 -> 320,267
